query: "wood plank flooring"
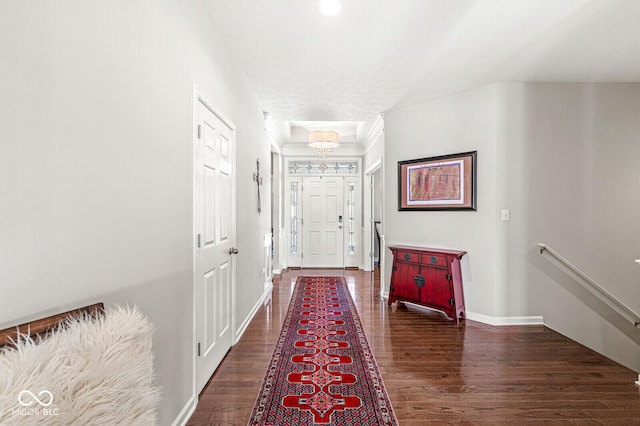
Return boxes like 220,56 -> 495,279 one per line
188,269 -> 640,425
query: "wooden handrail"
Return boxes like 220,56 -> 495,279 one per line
0,303 -> 105,347
538,243 -> 640,328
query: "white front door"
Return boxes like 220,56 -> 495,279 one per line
194,94 -> 235,394
302,176 -> 344,268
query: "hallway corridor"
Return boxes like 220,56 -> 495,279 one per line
188,269 -> 640,425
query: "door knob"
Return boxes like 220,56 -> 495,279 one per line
228,247 -> 239,255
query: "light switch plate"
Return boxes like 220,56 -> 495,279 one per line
501,209 -> 510,221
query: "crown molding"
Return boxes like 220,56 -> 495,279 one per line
264,112 -> 283,153
362,113 -> 385,155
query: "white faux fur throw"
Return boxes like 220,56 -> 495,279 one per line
0,305 -> 159,425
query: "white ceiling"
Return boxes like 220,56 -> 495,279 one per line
201,0 -> 640,151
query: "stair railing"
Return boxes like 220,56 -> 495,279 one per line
538,243 -> 640,328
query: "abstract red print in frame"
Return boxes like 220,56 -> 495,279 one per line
408,160 -> 462,203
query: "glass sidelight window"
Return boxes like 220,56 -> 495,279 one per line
290,181 -> 299,255
347,181 -> 356,255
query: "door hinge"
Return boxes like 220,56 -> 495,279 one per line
197,234 -> 201,248
197,342 -> 201,357
197,124 -> 201,139
449,298 -> 455,306
446,273 -> 452,281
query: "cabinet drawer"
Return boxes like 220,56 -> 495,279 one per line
421,253 -> 448,267
396,250 -> 421,263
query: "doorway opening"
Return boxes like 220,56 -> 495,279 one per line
284,159 -> 361,271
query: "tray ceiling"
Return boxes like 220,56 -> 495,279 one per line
202,0 -> 640,148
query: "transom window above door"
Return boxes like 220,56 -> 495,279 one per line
288,160 -> 358,176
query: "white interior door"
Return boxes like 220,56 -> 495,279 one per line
302,176 -> 344,268
194,95 -> 235,394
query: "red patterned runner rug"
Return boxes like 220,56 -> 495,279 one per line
248,276 -> 397,425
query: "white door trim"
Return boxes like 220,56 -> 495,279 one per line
363,158 -> 385,299
363,159 -> 382,272
283,157 -> 362,269
191,85 -> 237,397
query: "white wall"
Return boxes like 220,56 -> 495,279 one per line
362,120 -> 385,271
497,83 -> 640,371
363,123 -> 384,173
384,85 -> 499,316
367,128 -> 384,227
385,82 -> 640,372
271,152 -> 282,273
0,1 -> 270,424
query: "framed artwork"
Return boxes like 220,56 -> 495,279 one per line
398,151 -> 477,211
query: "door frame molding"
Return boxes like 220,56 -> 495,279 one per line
191,85 -> 237,398
363,159 -> 382,272
364,158 -> 386,299
283,156 -> 362,269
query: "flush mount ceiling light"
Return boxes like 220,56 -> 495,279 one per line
318,0 -> 343,16
308,130 -> 339,157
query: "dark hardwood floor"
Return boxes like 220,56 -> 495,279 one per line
188,268 -> 640,425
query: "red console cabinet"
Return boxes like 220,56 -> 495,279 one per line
388,245 -> 467,324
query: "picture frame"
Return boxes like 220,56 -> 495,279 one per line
398,150 -> 477,211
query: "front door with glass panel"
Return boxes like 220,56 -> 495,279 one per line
285,160 -> 360,269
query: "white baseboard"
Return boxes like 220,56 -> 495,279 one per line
172,394 -> 196,426
177,281 -> 274,425
466,311 -> 544,326
235,281 -> 273,344
381,299 -> 543,326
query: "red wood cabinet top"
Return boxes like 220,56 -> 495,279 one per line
388,245 -> 467,259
